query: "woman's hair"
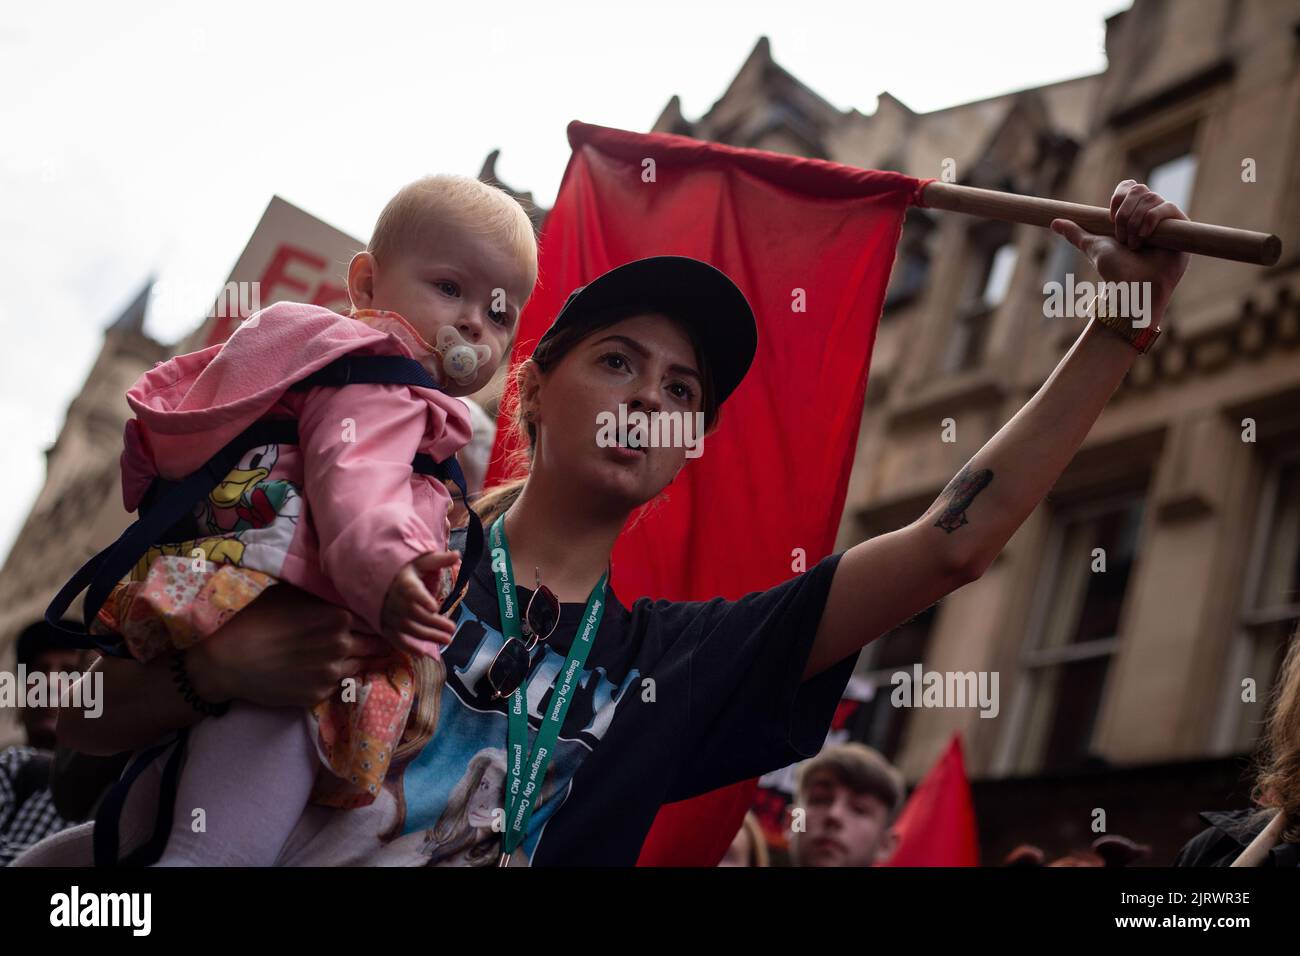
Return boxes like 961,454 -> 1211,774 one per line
1252,622 -> 1300,842
368,173 -> 539,292
392,655 -> 444,765
476,299 -> 723,524
377,651 -> 446,842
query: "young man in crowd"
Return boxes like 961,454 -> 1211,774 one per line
786,742 -> 904,867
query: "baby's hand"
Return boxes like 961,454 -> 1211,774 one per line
381,551 -> 461,658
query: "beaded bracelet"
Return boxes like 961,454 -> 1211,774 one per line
170,650 -> 231,717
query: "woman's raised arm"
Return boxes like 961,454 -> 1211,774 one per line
57,585 -> 387,754
805,181 -> 1190,680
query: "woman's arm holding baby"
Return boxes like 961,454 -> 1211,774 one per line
804,181 -> 1190,680
57,586 -> 386,754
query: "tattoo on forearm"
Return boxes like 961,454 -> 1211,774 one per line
933,464 -> 994,533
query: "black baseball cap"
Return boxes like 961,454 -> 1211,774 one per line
535,256 -> 758,407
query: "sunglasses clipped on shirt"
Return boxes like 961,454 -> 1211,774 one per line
487,572 -> 561,700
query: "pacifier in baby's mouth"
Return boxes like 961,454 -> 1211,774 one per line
434,326 -> 492,386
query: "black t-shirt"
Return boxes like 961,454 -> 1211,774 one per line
1173,809 -> 1300,867
276,545 -> 857,866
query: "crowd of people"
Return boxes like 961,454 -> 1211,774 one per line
728,644 -> 1300,867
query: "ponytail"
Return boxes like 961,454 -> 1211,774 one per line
475,478 -> 526,526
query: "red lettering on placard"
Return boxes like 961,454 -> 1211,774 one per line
204,244 -> 348,346
260,244 -> 327,301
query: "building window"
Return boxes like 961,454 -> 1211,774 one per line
1130,126 -> 1198,214
1224,456 -> 1300,752
1145,151 -> 1197,213
846,604 -> 939,763
1040,235 -> 1079,320
1007,495 -> 1146,774
981,243 -> 1019,308
943,238 -> 1017,373
885,209 -> 936,313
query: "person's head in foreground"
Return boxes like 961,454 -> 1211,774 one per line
346,173 -> 538,397
786,742 -> 904,867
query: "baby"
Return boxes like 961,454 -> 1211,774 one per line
93,174 -> 537,864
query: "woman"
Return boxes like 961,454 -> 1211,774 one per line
33,180 -> 1188,867
1175,626 -> 1300,866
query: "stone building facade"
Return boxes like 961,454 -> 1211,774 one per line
0,283 -> 168,748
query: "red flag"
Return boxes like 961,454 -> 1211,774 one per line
882,734 -> 980,866
484,120 -> 927,865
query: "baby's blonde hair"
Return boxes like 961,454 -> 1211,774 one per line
369,173 -> 539,291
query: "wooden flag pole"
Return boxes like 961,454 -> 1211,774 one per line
917,181 -> 1282,267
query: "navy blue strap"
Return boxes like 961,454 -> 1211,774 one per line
417,453 -> 483,615
290,354 -> 440,391
92,727 -> 188,867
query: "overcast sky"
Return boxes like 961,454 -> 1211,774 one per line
0,0 -> 1129,564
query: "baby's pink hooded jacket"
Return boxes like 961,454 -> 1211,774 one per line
120,301 -> 473,634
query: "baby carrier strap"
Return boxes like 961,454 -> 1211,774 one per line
45,353 -> 483,655
92,728 -> 188,868
291,353 -> 440,390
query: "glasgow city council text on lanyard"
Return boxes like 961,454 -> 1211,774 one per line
489,514 -> 607,866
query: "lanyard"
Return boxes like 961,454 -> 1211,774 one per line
489,515 -> 607,863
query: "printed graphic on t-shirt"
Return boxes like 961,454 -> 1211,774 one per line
399,603 -> 640,866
